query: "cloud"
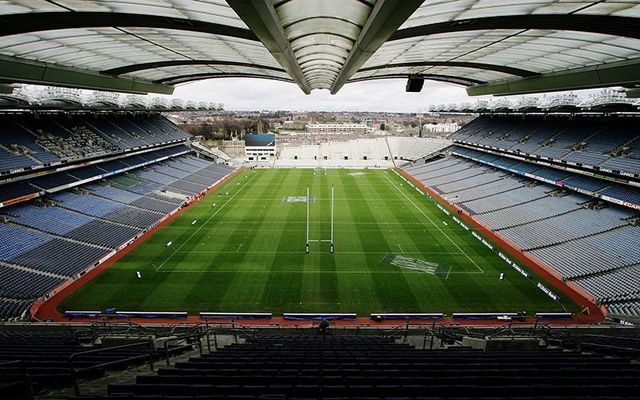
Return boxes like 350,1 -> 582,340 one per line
171,78 -> 476,112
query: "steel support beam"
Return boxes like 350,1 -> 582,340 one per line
0,56 -> 173,95
0,84 -> 13,94
357,61 -> 537,78
157,73 -> 294,86
104,60 -> 286,76
390,15 -> 640,42
349,73 -> 484,86
627,88 -> 640,99
227,1 -> 311,94
0,12 -> 257,41
467,59 -> 640,96
330,0 -> 423,94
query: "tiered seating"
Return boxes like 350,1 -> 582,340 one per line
88,334 -> 640,399
0,329 -> 191,394
0,152 -> 234,320
0,221 -> 109,278
574,265 -> 640,304
65,220 -> 141,249
53,192 -> 124,217
0,181 -> 39,203
0,266 -> 64,299
274,137 -> 450,168
452,115 -> 640,177
0,113 -> 189,175
461,184 -> 549,215
404,151 -> 640,317
10,237 -> 110,277
0,299 -> 32,320
0,224 -> 51,261
499,206 -> 632,250
476,193 -> 586,230
3,204 -> 94,235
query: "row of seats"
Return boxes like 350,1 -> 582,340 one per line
404,153 -> 639,317
75,334 -> 640,399
452,115 -> 640,176
450,145 -> 640,206
0,144 -> 192,204
0,114 -> 189,174
0,152 -> 234,320
0,329 -> 192,395
274,137 -> 451,168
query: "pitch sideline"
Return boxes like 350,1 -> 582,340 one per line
385,170 -> 485,273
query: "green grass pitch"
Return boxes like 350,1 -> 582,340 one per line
60,168 -> 576,315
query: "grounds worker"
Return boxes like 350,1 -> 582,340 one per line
319,318 -> 330,335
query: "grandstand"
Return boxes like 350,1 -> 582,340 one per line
274,137 -> 450,168
0,112 -> 234,320
0,1 -> 639,399
405,112 -> 640,319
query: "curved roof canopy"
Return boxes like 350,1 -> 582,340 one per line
0,1 -> 638,96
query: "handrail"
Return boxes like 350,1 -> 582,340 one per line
382,322 -> 410,340
0,359 -> 34,399
163,333 -> 203,366
69,341 -> 155,396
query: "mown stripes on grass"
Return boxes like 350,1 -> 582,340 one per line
60,169 -> 576,315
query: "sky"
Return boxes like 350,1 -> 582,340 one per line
170,78 -> 482,113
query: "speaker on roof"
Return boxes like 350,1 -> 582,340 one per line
406,76 -> 424,92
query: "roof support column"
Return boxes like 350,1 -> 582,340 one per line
227,0 -> 311,94
330,0 -> 423,94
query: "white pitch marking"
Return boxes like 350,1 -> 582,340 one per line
386,171 -> 484,273
158,269 -> 484,274
154,172 -> 257,272
236,243 -> 243,253
397,244 -> 405,253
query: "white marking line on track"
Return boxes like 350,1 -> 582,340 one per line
154,172 -> 257,272
386,171 -> 484,273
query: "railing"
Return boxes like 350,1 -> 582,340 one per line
69,341 -> 155,396
163,333 -> 203,366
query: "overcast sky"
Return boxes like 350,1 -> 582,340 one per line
170,78 -> 483,113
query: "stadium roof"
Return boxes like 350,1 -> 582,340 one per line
0,1 -> 639,96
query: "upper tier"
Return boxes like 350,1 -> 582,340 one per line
0,114 -> 189,176
451,115 -> 640,179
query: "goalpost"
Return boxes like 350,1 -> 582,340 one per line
306,185 -> 334,254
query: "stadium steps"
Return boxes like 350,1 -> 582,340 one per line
612,135 -> 640,155
42,343 -> 204,399
75,334 -> 640,399
568,126 -> 604,152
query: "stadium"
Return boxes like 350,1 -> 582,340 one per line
0,1 -> 639,399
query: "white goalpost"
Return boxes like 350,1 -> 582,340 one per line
305,185 -> 334,254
